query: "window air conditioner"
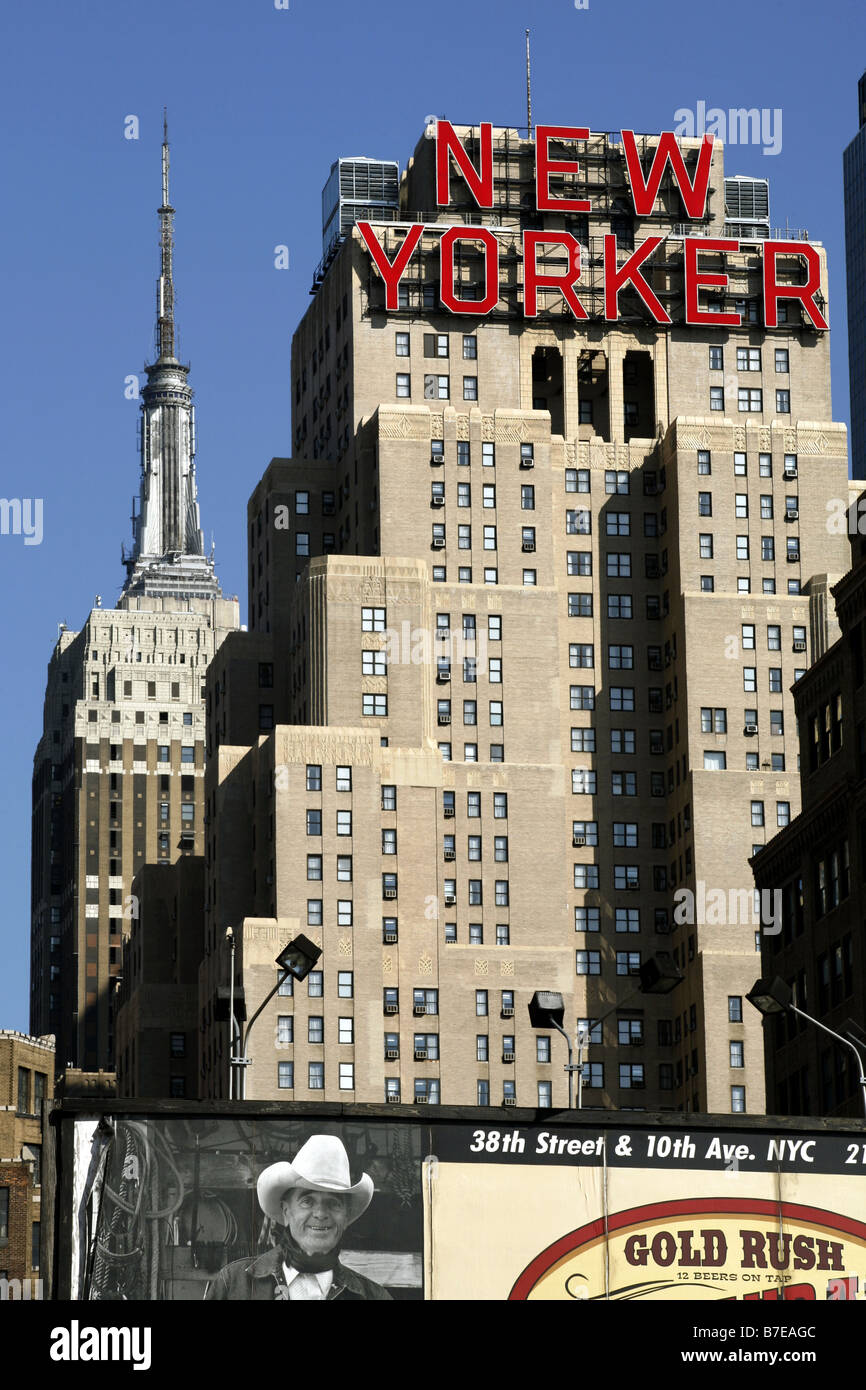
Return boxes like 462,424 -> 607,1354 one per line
744,723 -> 758,735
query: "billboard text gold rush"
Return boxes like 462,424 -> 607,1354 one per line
359,122 -> 828,328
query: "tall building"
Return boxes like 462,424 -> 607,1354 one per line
752,491 -> 866,1117
194,120 -> 850,1113
30,123 -> 239,1074
844,71 -> 866,480
0,1030 -> 54,1289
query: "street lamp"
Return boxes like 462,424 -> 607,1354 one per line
528,952 -> 683,1110
229,934 -> 323,1100
747,976 -> 866,1118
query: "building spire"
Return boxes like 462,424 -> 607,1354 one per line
120,117 -> 221,602
156,108 -> 176,360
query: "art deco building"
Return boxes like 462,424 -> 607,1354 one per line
752,496 -> 866,1117
30,124 -> 238,1074
844,71 -> 866,480
198,121 -> 850,1113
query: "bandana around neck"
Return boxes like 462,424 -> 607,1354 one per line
278,1230 -> 342,1275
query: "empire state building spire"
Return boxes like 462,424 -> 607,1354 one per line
121,115 -> 221,602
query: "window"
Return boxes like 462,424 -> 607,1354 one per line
381,784 -> 396,811
736,535 -> 749,561
739,387 -> 762,412
776,389 -> 790,414
306,764 -> 322,792
278,1062 -> 294,1090
734,452 -> 747,476
336,810 -> 352,836
278,972 -> 294,997
741,623 -> 755,650
463,334 -> 477,359
494,792 -> 508,819
610,687 -> 635,711
339,1063 -> 354,1091
737,347 -> 761,371
607,511 -> 631,535
777,801 -> 790,827
607,553 -> 631,577
308,1062 -> 324,1090
382,828 -> 397,855
483,525 -> 496,550
567,590 -> 593,619
743,668 -> 757,693
616,951 -> 641,976
463,375 -> 478,401
697,450 -> 712,475
308,1016 -> 324,1044
567,508 -> 591,535
307,899 -> 323,926
699,534 -> 713,559
571,727 -> 596,753
576,950 -> 601,974
496,924 -> 510,945
482,442 -> 495,467
728,996 -> 743,1023
708,347 -> 723,371
414,988 -> 438,1014
619,1063 -> 645,1089
751,801 -> 765,827
362,649 -> 387,676
731,1086 -> 746,1113
457,482 -> 471,509
730,1041 -> 744,1068
710,386 -> 724,410
362,694 -> 387,716
362,607 -> 386,631
395,331 -> 409,356
307,854 -> 323,880
277,1016 -> 293,1045
698,492 -> 712,517
336,765 -> 352,792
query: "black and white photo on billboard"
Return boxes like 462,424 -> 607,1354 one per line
86,1117 -> 423,1300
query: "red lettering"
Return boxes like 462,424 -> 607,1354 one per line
792,1234 -> 816,1271
604,234 -> 670,323
523,231 -> 588,320
435,122 -> 493,209
740,1230 -> 767,1268
439,228 -> 499,315
684,238 -> 741,325
357,222 -> 424,311
763,241 -> 828,329
535,126 -> 591,212
621,130 -> 715,219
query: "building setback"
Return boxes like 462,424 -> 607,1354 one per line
30,122 -> 238,1074
188,121 -> 853,1113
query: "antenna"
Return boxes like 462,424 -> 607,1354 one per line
156,108 -> 175,359
525,29 -> 532,139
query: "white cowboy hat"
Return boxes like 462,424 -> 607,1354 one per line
257,1135 -> 374,1225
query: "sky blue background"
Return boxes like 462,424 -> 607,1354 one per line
1,0 -> 863,1034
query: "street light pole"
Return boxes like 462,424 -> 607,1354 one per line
747,975 -> 866,1119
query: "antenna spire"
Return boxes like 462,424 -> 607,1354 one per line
156,109 -> 175,360
525,29 -> 532,139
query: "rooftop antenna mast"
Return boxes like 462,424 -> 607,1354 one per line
156,107 -> 176,360
525,29 -> 532,138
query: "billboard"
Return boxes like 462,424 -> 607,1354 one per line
62,1108 -> 866,1302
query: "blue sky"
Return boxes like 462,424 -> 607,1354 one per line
0,0 -> 863,1031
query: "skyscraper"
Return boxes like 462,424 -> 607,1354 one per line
844,71 -> 866,480
30,122 -> 238,1073
194,120 -> 848,1112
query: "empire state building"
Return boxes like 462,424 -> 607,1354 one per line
30,123 -> 238,1076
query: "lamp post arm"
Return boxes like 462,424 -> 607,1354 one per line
240,971 -> 291,1059
549,1017 -> 574,1109
788,1004 -> 866,1119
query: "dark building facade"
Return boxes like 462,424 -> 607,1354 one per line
844,71 -> 866,480
752,500 -> 866,1116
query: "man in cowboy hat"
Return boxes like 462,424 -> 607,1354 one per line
205,1134 -> 392,1300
